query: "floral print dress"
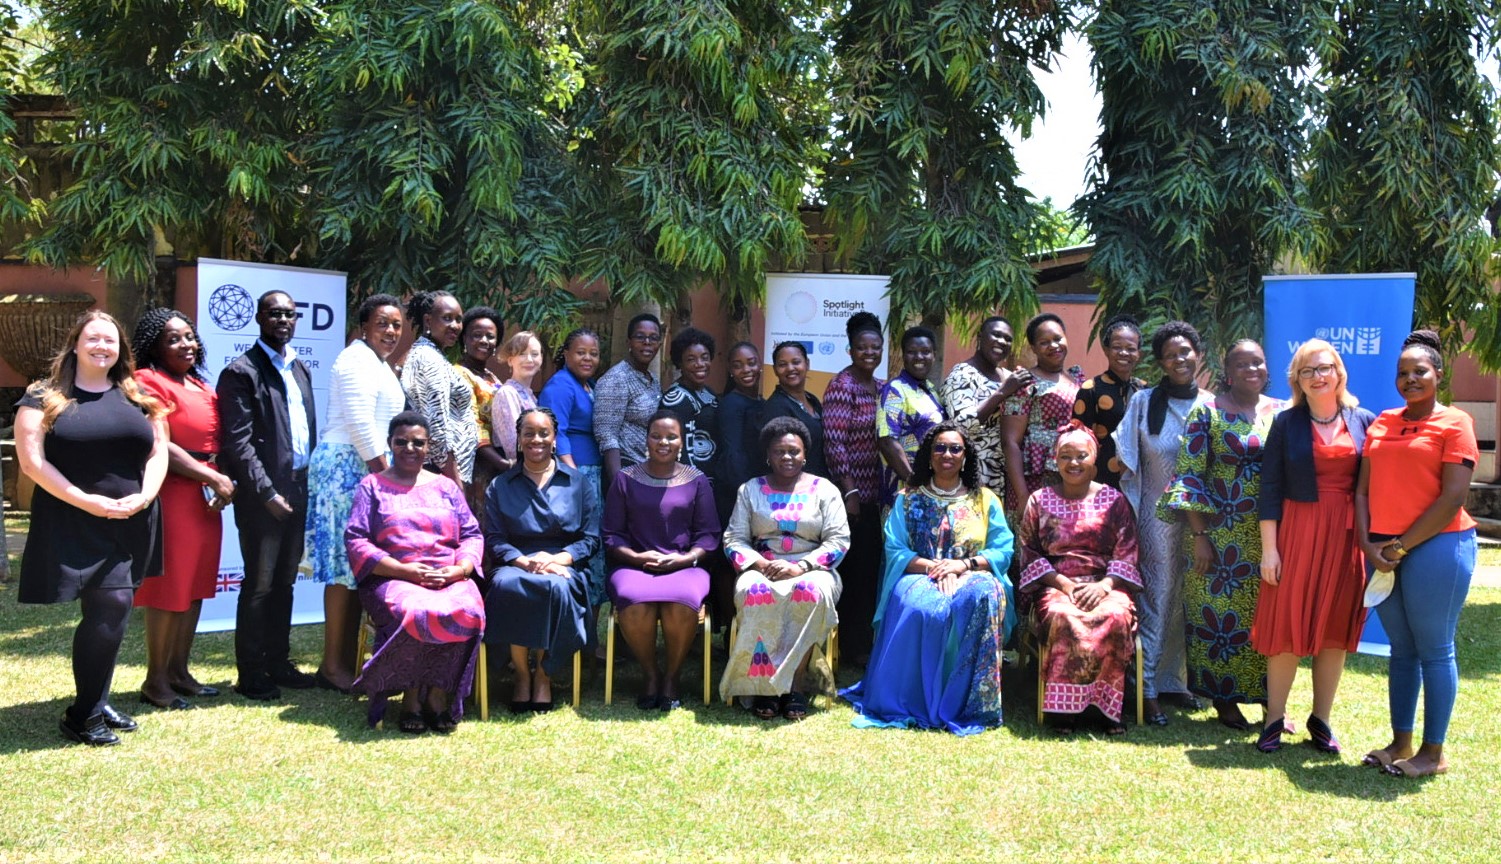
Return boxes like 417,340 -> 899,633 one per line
1159,396 -> 1283,705
1002,366 -> 1084,514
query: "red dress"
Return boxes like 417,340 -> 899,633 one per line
132,368 -> 223,612
1251,425 -> 1367,655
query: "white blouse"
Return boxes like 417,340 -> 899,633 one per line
321,338 -> 407,462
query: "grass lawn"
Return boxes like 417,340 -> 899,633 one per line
2,537 -> 1499,861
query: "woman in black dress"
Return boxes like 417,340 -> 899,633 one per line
15,310 -> 169,746
759,341 -> 828,479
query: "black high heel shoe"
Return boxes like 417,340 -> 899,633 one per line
1256,717 -> 1285,753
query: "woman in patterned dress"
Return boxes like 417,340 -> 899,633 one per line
1161,339 -> 1284,730
305,294 -> 407,694
941,315 -> 1029,506
400,291 -> 477,486
1072,314 -> 1145,489
345,412 -> 485,734
453,306 -> 508,509
822,311 -> 885,662
720,416 -> 850,720
1112,320 -> 1213,726
659,326 -> 719,479
1019,422 -> 1141,735
1002,313 -> 1085,517
842,422 -> 1014,735
876,325 -> 946,506
491,330 -> 543,471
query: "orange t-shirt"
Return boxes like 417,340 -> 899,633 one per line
1363,404 -> 1478,536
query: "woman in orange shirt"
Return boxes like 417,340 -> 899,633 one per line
1355,330 -> 1478,779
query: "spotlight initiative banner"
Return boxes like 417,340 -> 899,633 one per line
196,259 -> 348,633
1263,271 -> 1415,656
763,273 -> 891,396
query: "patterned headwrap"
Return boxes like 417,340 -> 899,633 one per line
1054,419 -> 1098,459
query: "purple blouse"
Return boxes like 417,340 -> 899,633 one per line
603,464 -> 722,556
823,367 -> 885,506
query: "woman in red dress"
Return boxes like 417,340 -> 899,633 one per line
1254,339 -> 1373,753
132,309 -> 237,709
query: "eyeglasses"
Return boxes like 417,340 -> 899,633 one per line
391,437 -> 429,449
631,333 -> 662,344
932,443 -> 966,455
1298,364 -> 1337,380
264,309 -> 297,320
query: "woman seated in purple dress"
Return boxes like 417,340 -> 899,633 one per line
345,411 -> 485,735
604,411 -> 721,711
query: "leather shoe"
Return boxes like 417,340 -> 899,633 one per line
270,663 -> 316,689
314,670 -> 352,695
139,692 -> 194,711
171,682 -> 220,698
235,679 -> 282,701
100,704 -> 139,731
60,712 -> 120,747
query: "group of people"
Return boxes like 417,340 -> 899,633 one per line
15,293 -> 1477,779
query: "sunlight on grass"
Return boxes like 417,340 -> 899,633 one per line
1,567 -> 1497,861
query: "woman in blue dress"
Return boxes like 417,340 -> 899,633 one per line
842,421 -> 1015,735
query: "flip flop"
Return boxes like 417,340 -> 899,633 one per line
1385,758 -> 1448,778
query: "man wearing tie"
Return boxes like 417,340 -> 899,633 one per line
218,290 -> 318,700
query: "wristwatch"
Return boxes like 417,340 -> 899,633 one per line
1389,539 -> 1409,559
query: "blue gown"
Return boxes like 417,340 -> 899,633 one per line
840,486 -> 1015,735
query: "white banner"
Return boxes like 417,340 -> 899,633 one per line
763,273 -> 890,394
195,259 -> 348,633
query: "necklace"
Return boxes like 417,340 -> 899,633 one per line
524,460 -> 555,477
1310,409 -> 1339,425
929,480 -> 965,497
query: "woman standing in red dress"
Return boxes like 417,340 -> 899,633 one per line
1254,339 -> 1373,753
132,309 -> 237,709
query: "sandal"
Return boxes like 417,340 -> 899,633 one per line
780,691 -> 809,722
423,708 -> 456,735
1104,720 -> 1127,736
1307,714 -> 1340,754
1384,758 -> 1448,778
751,696 -> 779,720
1256,717 -> 1285,753
1362,749 -> 1396,769
1145,711 -> 1169,727
397,711 -> 427,735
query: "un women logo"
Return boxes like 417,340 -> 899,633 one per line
208,284 -> 255,331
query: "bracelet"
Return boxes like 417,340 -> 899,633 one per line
842,489 -> 860,499
1192,529 -> 1211,537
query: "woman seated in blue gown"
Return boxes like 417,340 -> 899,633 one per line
842,421 -> 1015,735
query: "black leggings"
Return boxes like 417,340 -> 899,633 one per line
70,588 -> 134,720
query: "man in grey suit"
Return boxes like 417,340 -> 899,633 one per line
217,290 -> 318,700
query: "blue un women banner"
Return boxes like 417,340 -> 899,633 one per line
1263,272 -> 1415,655
1263,273 -> 1415,410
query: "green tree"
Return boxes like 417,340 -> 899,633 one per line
566,0 -> 825,314
1308,0 -> 1501,370
301,0 -> 579,326
823,0 -> 1074,333
1078,0 -> 1330,361
22,0 -> 318,289
1,1 -> 46,232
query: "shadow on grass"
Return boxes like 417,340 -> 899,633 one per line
1183,743 -> 1426,800
0,695 -> 86,754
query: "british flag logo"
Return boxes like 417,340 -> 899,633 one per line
215,570 -> 244,594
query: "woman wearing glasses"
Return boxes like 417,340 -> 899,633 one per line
1253,340 -> 1373,753
843,422 -> 1013,735
595,313 -> 664,491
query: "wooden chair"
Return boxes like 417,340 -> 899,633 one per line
355,612 -> 489,721
603,604 -> 713,706
722,618 -> 839,705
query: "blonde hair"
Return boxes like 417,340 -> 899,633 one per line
501,330 -> 543,360
1286,338 -> 1359,410
27,310 -> 164,431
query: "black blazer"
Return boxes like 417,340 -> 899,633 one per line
217,342 -> 318,526
1258,402 -> 1374,521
